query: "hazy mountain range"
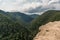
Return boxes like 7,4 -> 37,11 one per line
0,10 -> 39,23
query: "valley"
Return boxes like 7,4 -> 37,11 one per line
0,10 -> 60,40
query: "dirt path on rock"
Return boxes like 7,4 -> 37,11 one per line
33,21 -> 60,40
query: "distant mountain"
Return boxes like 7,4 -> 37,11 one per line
7,12 -> 34,22
0,10 -> 34,23
29,14 -> 39,18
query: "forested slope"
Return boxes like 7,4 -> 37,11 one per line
30,10 -> 60,38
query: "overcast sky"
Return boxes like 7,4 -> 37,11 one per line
0,0 -> 60,14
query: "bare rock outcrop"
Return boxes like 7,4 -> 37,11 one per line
33,21 -> 60,40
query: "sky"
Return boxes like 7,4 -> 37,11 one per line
0,0 -> 60,14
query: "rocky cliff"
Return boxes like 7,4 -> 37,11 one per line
33,21 -> 60,40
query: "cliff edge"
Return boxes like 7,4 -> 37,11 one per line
33,21 -> 60,40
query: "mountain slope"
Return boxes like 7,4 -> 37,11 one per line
30,10 -> 60,38
0,13 -> 31,40
34,21 -> 60,40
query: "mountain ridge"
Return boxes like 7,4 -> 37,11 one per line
29,10 -> 60,39
0,10 -> 38,23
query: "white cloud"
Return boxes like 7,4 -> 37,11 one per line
48,0 -> 60,4
19,2 -> 42,12
0,0 -> 42,12
0,0 -> 60,14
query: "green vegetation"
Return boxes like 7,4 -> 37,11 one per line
0,13 -> 32,40
0,10 -> 34,40
30,10 -> 60,38
0,10 -> 60,40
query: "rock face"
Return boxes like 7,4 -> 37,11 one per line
33,21 -> 60,40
